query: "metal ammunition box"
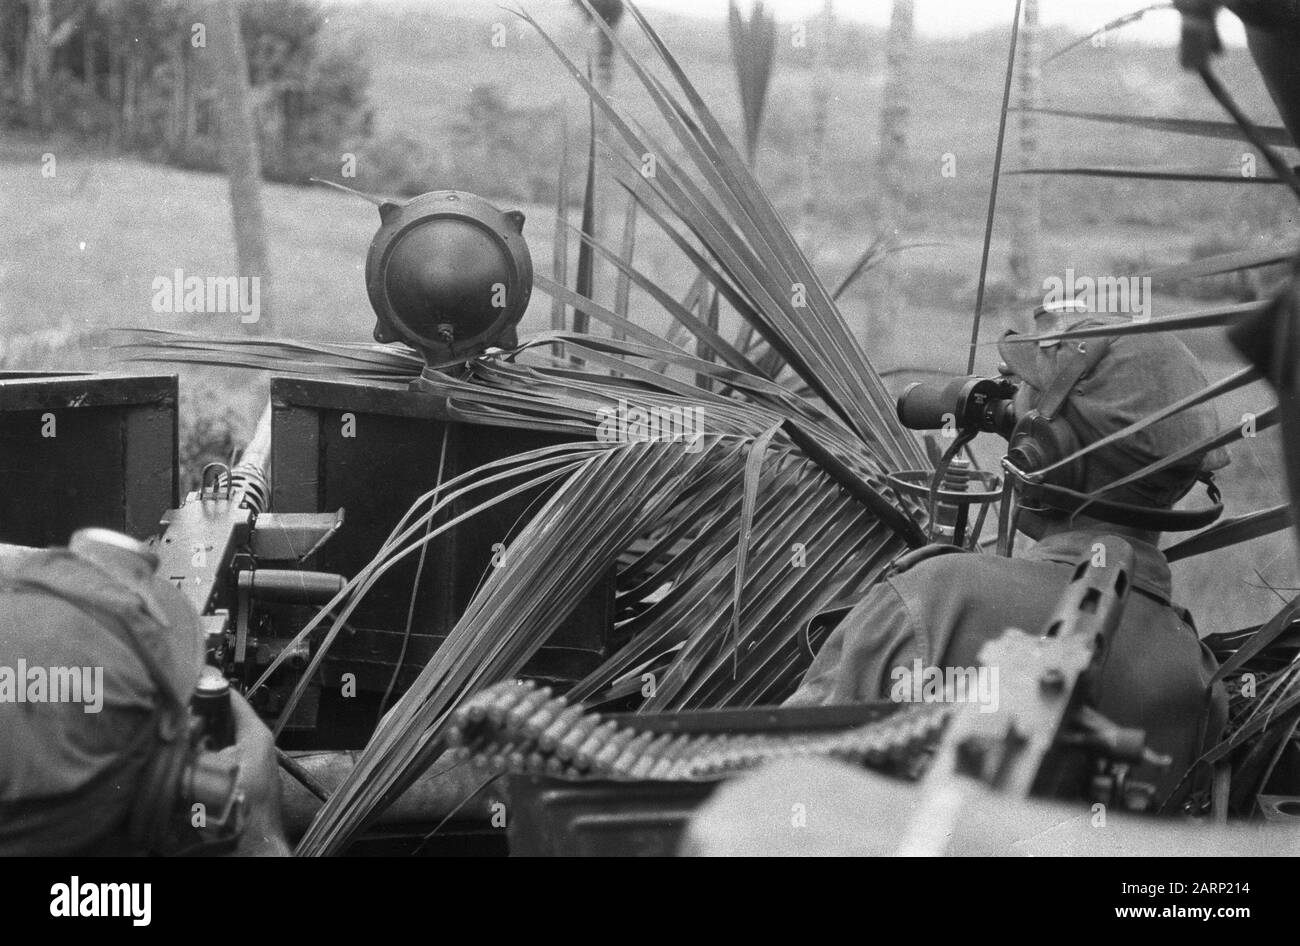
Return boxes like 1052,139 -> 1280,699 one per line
268,376 -> 619,695
0,373 -> 178,548
506,703 -> 897,856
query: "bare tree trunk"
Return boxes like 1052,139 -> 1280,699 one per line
871,0 -> 914,349
729,0 -> 777,168
20,0 -> 53,129
878,0 -> 914,221
1009,0 -> 1042,289
83,19 -> 94,97
20,0 -> 83,130
122,47 -> 138,142
0,7 -> 10,86
107,34 -> 121,146
167,34 -> 184,150
590,30 -> 615,321
595,31 -> 615,96
802,0 -> 834,241
206,0 -> 272,333
183,63 -> 197,152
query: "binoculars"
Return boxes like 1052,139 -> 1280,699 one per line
896,376 -> 1020,440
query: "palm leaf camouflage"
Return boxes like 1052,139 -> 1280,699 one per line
115,2 -> 1299,851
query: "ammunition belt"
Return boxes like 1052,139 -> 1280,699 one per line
447,680 -> 949,781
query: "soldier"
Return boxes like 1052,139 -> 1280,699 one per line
0,529 -> 288,856
788,320 -> 1230,811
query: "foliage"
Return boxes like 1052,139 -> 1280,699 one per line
122,0 -> 931,853
108,1 -> 1300,845
177,377 -> 248,493
0,0 -> 373,185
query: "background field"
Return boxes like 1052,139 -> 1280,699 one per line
1,0 -> 1295,632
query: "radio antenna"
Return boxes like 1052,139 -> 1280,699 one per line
967,0 -> 1025,375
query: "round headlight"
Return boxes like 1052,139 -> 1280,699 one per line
365,191 -> 533,363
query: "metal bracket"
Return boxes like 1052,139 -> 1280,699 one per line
249,510 -> 345,563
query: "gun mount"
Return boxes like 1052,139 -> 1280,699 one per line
0,370 -> 619,821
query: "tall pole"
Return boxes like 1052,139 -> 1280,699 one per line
1009,0 -> 1042,290
871,0 -> 913,347
206,0 -> 272,334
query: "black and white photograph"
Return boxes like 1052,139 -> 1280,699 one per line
0,0 -> 1296,903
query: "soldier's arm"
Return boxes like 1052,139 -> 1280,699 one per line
214,690 -> 290,856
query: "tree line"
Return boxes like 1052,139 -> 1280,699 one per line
0,0 -> 371,183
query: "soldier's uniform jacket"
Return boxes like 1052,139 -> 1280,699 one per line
0,549 -> 201,855
788,529 -> 1228,808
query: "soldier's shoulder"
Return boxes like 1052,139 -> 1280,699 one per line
885,544 -> 1026,585
887,544 -> 979,578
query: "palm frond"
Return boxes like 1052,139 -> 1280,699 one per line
1042,4 -> 1174,65
1030,366 -> 1259,480
1148,243 -> 1300,283
1009,166 -> 1289,185
1086,406 -> 1278,503
1004,301 -> 1271,343
727,0 -> 777,165
308,177 -> 396,207
1164,505 -> 1294,563
550,118 -> 571,334
831,240 -> 946,302
294,420 -> 914,853
274,0 -> 945,851
612,194 -> 638,338
573,64 -> 600,338
68,0 -> 1300,847
1011,106 -> 1294,148
112,327 -> 423,380
696,288 -> 721,392
528,0 -> 925,467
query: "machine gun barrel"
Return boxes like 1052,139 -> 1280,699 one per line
229,402 -> 273,514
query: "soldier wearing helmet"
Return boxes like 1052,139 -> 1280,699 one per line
789,321 -> 1230,811
0,529 -> 288,856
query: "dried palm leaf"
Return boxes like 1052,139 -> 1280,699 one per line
1148,243 -> 1300,283
1042,4 -> 1174,65
1010,165 -> 1288,185
1164,505 -> 1294,563
1012,106 -> 1294,148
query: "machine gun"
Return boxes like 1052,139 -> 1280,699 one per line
895,536 -> 1170,855
152,403 -> 346,725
